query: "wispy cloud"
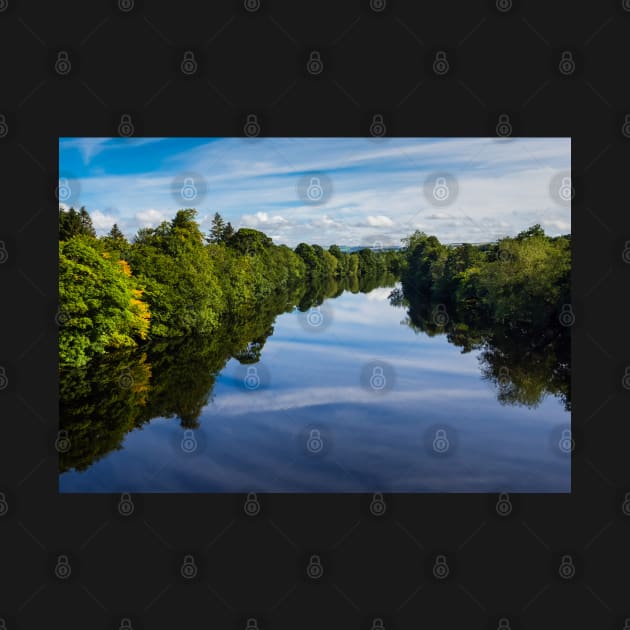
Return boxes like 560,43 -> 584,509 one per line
59,137 -> 571,245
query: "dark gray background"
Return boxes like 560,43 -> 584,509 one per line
0,0 -> 629,628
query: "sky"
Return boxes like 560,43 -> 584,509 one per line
58,137 -> 571,247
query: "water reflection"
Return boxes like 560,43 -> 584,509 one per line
389,287 -> 570,412
59,273 -> 397,474
59,273 -> 570,492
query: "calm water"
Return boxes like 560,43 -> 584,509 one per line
59,283 -> 571,493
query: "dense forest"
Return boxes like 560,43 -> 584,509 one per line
59,207 -> 403,367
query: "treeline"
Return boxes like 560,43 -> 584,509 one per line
398,224 -> 570,329
391,224 -> 571,410
59,207 -> 403,366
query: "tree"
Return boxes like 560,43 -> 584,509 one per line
59,236 -> 150,366
207,212 -> 226,244
79,207 -> 96,237
108,224 -> 126,241
60,207 -> 96,240
223,222 -> 235,241
227,228 -> 273,255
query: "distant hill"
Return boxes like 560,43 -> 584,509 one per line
338,245 -> 402,253
337,242 -> 497,252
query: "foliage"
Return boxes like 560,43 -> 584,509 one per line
394,224 -> 571,410
59,272 -> 396,471
59,236 -> 149,366
59,206 -> 96,240
60,209 -> 402,367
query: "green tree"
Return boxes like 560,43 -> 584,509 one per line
59,206 -> 96,240
59,236 -> 150,366
207,212 -> 227,244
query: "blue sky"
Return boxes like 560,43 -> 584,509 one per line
59,137 -> 570,247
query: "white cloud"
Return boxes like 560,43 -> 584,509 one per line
90,210 -> 118,230
241,211 -> 289,227
366,215 -> 394,227
135,208 -> 170,227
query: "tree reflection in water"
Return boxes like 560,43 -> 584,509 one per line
59,273 -> 397,473
60,271 -> 570,475
388,287 -> 570,412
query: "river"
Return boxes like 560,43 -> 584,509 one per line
59,280 -> 570,493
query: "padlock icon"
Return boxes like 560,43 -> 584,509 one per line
558,304 -> 574,327
55,430 -> 71,453
54,554 -> 72,579
55,309 -> 69,326
0,241 -> 6,265
119,618 -> 133,630
118,492 -> 134,516
369,366 -> 386,391
495,0 -> 512,12
118,370 -> 134,390
243,0 -> 260,12
432,177 -> 450,202
0,492 -> 8,516
432,554 -> 449,579
433,303 -> 449,326
622,114 -> 630,139
370,0 -> 386,11
244,113 -> 261,137
558,51 -> 575,75
181,554 -> 197,579
118,0 -> 134,12
497,618 -> 511,630
306,176 -> 324,201
306,306 -> 324,327
371,618 -> 385,630
245,619 -> 259,630
306,428 -> 323,453
621,492 -> 630,516
0,114 -> 7,139
181,50 -> 198,75
369,492 -> 386,516
432,50 -> 449,75
495,492 -> 512,516
622,367 -> 630,390
244,366 -> 261,390
558,428 -> 573,453
0,366 -> 7,390
180,177 -> 197,201
54,51 -> 71,76
244,492 -> 260,516
622,241 -> 630,264
558,176 -> 573,202
181,429 -> 197,453
498,367 -> 510,389
495,114 -> 512,137
432,428 -> 450,453
307,50 -> 323,75
118,113 -> 134,137
306,554 -> 323,579
558,554 -> 575,579
56,177 -> 72,202
370,114 -> 386,137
